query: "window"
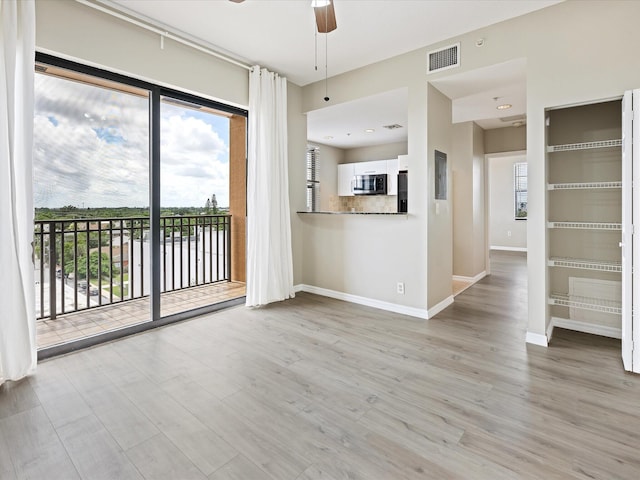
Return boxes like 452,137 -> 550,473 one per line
306,147 -> 319,211
514,162 -> 527,219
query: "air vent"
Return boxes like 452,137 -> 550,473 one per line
427,43 -> 460,74
499,114 -> 526,123
382,124 -> 403,130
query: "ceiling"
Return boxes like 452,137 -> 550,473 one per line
101,0 -> 561,148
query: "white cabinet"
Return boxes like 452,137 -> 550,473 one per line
398,154 -> 409,171
353,160 -> 387,175
386,159 -> 399,195
337,163 -> 354,196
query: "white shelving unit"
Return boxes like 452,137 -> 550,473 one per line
546,139 -> 622,153
546,100 -> 623,341
547,181 -> 622,190
548,293 -> 621,315
547,221 -> 621,230
547,257 -> 622,273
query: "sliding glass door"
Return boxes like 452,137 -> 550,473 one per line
159,96 -> 234,318
34,62 -> 151,348
34,54 -> 247,352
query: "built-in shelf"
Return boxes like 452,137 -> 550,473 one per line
548,257 -> 622,272
547,139 -> 622,153
547,181 -> 622,190
547,221 -> 622,230
548,293 -> 621,315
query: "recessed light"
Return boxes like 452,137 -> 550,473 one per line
311,0 -> 330,7
513,121 -> 524,127
364,129 -> 375,133
497,104 -> 512,110
324,135 -> 333,140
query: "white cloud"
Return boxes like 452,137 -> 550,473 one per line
34,73 -> 231,209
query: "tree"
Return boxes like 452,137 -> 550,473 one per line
205,198 -> 211,211
210,194 -> 218,213
65,251 -> 118,280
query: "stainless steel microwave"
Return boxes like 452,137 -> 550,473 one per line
353,174 -> 387,195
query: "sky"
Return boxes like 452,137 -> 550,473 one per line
33,73 -> 230,209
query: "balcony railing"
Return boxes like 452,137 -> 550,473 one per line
34,215 -> 231,320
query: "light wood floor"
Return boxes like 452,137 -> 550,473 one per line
37,281 -> 246,349
2,251 -> 640,479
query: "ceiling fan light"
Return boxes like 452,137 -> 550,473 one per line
311,0 -> 331,8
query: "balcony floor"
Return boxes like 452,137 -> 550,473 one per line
36,281 -> 246,349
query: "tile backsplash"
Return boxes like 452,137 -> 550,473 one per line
328,195 -> 397,213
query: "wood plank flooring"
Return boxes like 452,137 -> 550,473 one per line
2,251 -> 640,479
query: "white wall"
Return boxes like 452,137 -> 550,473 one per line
489,154 -> 527,250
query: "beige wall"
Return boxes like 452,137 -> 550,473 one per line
300,47 -> 430,312
489,154 -> 527,250
301,0 -> 640,337
427,85 -> 454,307
307,142 -> 343,212
37,0 -> 640,335
287,83 -> 307,285
484,126 -> 526,154
452,122 -> 487,278
343,142 -> 407,163
35,0 -> 249,108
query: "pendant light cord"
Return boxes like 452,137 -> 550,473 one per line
324,2 -> 329,101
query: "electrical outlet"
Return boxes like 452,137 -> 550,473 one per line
507,230 -> 512,237
397,282 -> 405,295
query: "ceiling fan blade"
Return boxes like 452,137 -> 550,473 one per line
314,0 -> 337,33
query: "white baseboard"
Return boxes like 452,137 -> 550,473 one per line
427,295 -> 454,318
490,246 -> 527,252
452,271 -> 487,283
549,316 -> 622,340
546,320 -> 555,343
525,331 -> 548,347
294,284 -> 432,319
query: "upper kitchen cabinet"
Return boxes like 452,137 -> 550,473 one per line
338,163 -> 355,196
387,159 -> 399,195
353,160 -> 388,175
398,154 -> 409,171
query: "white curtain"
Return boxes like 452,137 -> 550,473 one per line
246,66 -> 295,306
0,0 -> 37,385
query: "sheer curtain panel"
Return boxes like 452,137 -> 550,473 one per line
246,66 -> 295,306
0,0 -> 37,385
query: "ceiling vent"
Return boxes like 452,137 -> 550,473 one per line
499,114 -> 526,123
382,124 -> 403,130
427,43 -> 460,74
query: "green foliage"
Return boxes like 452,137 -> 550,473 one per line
65,252 -> 119,280
36,206 -> 228,221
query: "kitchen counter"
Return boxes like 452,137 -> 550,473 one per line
297,211 -> 407,215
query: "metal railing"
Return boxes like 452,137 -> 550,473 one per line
34,215 -> 231,320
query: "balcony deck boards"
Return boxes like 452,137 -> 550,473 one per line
37,282 -> 246,349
